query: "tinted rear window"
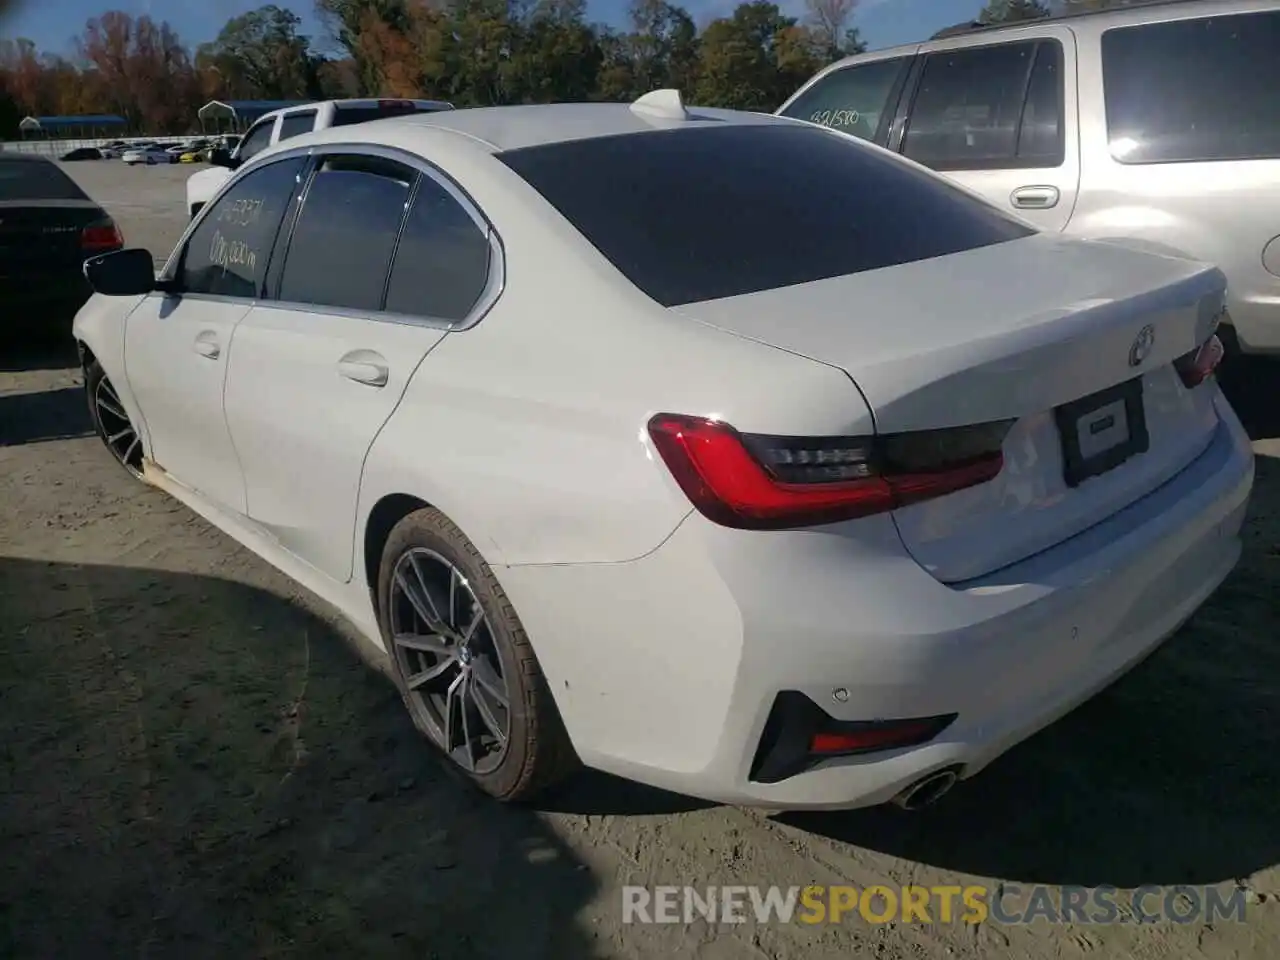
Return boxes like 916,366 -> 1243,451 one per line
497,123 -> 1032,307
1102,11 -> 1280,164
333,103 -> 447,127
0,159 -> 90,201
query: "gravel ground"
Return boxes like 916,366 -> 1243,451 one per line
0,159 -> 1277,959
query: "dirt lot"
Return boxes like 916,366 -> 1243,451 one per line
0,160 -> 1277,959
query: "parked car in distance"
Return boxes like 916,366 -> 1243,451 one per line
60,147 -> 103,162
74,91 -> 1252,811
1,153 -> 124,340
185,97 -> 454,219
122,144 -> 174,165
776,0 -> 1280,356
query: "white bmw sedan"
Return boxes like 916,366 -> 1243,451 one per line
73,90 -> 1254,811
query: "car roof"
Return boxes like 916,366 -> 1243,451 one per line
295,97 -> 791,154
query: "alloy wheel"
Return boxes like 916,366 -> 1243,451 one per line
388,547 -> 512,775
94,375 -> 143,477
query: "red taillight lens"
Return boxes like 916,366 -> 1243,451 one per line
646,414 -> 1010,530
1174,333 -> 1224,389
81,218 -> 124,253
810,718 -> 952,756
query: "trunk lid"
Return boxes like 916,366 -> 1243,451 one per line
672,233 -> 1228,582
0,200 -> 107,277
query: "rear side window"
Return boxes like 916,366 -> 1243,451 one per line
1102,11 -> 1280,164
179,156 -> 305,298
277,155 -> 413,311
333,102 -> 450,127
384,177 -> 491,321
903,40 -> 1063,170
497,123 -> 1033,308
777,57 -> 910,142
237,121 -> 275,161
277,110 -> 317,142
0,159 -> 89,200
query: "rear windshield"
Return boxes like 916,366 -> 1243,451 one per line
0,158 -> 90,201
496,123 -> 1033,307
333,103 -> 450,127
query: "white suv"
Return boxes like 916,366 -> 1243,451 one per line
185,98 -> 454,219
777,0 -> 1280,356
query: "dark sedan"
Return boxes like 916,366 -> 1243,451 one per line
1,153 -> 124,340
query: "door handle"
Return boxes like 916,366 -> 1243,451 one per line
1011,185 -> 1060,210
193,330 -> 220,359
337,349 -> 389,387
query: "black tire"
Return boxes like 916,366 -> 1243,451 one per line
85,357 -> 144,479
376,507 -> 578,801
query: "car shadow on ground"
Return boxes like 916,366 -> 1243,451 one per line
783,361 -> 1280,890
0,386 -> 94,446
0,557 -> 603,960
0,338 -> 79,374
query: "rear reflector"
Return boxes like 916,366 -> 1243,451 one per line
750,691 -> 957,783
1174,333 -> 1224,388
81,217 -> 124,253
647,414 -> 1011,530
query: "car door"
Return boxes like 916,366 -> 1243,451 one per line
123,154 -> 308,514
893,31 -> 1080,232
223,150 -> 495,584
776,51 -> 919,146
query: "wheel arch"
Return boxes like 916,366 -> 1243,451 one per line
362,492 -> 432,607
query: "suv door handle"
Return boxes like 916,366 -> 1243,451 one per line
1011,185 -> 1060,210
337,350 -> 389,387
193,330 -> 220,359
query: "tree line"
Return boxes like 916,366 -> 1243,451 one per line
0,0 -> 1138,137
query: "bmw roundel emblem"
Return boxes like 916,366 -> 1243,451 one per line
1129,324 -> 1155,367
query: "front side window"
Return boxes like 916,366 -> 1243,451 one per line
237,121 -> 275,161
384,177 -> 491,321
497,123 -> 1033,308
179,156 -> 306,299
1102,11 -> 1280,164
777,58 -> 910,142
902,40 -> 1042,170
276,155 -> 414,311
277,110 -> 317,143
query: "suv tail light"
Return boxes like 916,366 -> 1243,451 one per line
81,217 -> 124,253
646,413 -> 1012,530
1174,333 -> 1224,389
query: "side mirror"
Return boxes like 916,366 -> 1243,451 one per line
84,248 -> 158,297
210,148 -> 240,169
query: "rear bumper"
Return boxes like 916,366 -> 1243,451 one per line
501,390 -> 1254,809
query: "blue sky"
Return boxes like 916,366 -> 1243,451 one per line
5,0 -> 985,54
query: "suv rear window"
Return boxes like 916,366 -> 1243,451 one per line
497,123 -> 1033,307
1102,10 -> 1280,164
0,158 -> 90,201
333,102 -> 450,127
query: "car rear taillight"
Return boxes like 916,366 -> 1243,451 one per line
646,413 -> 1012,530
749,691 -> 957,783
1174,333 -> 1224,389
81,217 -> 124,253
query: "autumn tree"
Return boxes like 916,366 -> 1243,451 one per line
196,5 -> 318,101
978,0 -> 1050,23
694,2 -> 822,111
804,0 -> 865,62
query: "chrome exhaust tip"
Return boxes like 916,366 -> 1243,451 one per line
891,768 -> 959,811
